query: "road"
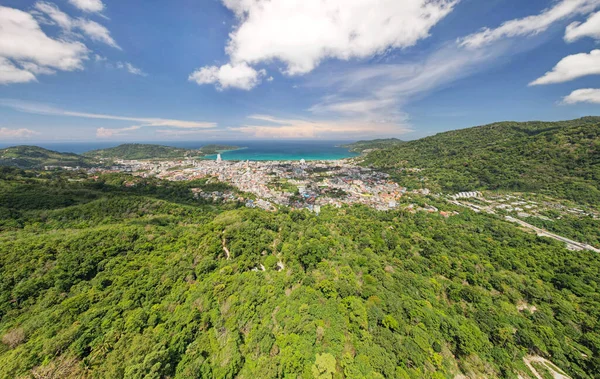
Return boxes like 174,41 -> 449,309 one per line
448,199 -> 599,253
505,216 -> 600,253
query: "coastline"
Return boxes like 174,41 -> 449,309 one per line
1,141 -> 359,162
201,146 -> 247,160
202,145 -> 358,162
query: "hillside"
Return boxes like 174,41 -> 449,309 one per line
0,146 -> 97,169
1,169 -> 599,378
342,138 -> 405,153
199,144 -> 241,155
84,143 -> 240,160
362,117 -> 600,205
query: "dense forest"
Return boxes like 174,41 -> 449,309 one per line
362,117 -> 600,205
84,144 -> 240,160
0,146 -> 98,169
341,139 -> 405,153
1,168 -> 599,378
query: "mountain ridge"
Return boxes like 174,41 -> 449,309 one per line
0,146 -> 97,169
361,116 -> 600,205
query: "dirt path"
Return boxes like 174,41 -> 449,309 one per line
222,234 -> 231,260
523,356 -> 571,379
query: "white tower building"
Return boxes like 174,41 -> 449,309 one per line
216,154 -> 222,163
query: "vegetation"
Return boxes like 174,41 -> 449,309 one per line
342,138 -> 405,153
268,179 -> 299,194
83,144 -> 240,160
84,144 -> 198,160
199,144 -> 241,156
523,212 -> 600,248
0,146 -> 97,169
362,117 -> 600,205
1,169 -> 599,378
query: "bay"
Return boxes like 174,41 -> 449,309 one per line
0,140 -> 359,161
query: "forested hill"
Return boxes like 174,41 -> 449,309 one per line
1,168 -> 600,378
83,144 -> 199,160
0,146 -> 96,169
84,143 -> 240,160
342,138 -> 405,153
362,117 -> 600,205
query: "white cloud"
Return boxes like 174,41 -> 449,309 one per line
0,5 -> 88,76
565,11 -> 600,42
225,0 -> 457,74
96,125 -> 141,138
312,98 -> 397,116
562,88 -> 600,104
75,19 -> 120,49
0,58 -> 37,84
0,99 -> 217,138
306,1 -> 600,135
188,63 -> 265,90
34,1 -> 72,29
309,43 -> 499,124
116,61 -> 147,76
0,127 -> 40,139
68,0 -> 105,13
530,49 -> 600,85
156,129 -> 217,137
34,2 -> 120,49
18,62 -> 57,76
460,0 -> 600,49
230,114 -> 412,139
190,0 -> 458,89
124,63 -> 145,76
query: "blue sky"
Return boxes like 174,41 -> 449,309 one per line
1,0 -> 600,142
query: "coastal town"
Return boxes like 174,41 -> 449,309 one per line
102,155 -> 419,212
82,154 -> 600,253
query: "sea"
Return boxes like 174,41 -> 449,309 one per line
0,140 -> 359,161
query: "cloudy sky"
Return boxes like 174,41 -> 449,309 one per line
1,0 -> 600,142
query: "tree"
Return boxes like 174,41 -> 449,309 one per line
311,353 -> 336,379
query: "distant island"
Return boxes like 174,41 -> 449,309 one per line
341,138 -> 405,153
84,143 -> 242,160
0,146 -> 98,169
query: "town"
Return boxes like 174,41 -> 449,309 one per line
83,156 -> 600,253
104,156 -> 415,212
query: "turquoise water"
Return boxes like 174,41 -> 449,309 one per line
204,141 -> 359,161
0,140 -> 359,161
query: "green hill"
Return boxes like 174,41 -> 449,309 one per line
0,146 -> 97,169
0,169 -> 599,378
84,144 -> 199,160
362,117 -> 600,205
84,143 -> 240,160
198,144 -> 241,155
342,138 -> 405,153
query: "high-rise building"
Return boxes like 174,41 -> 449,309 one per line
216,154 -> 222,163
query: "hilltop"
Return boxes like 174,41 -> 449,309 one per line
83,143 -> 240,160
342,138 -> 405,153
0,146 -> 97,169
362,117 -> 600,205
